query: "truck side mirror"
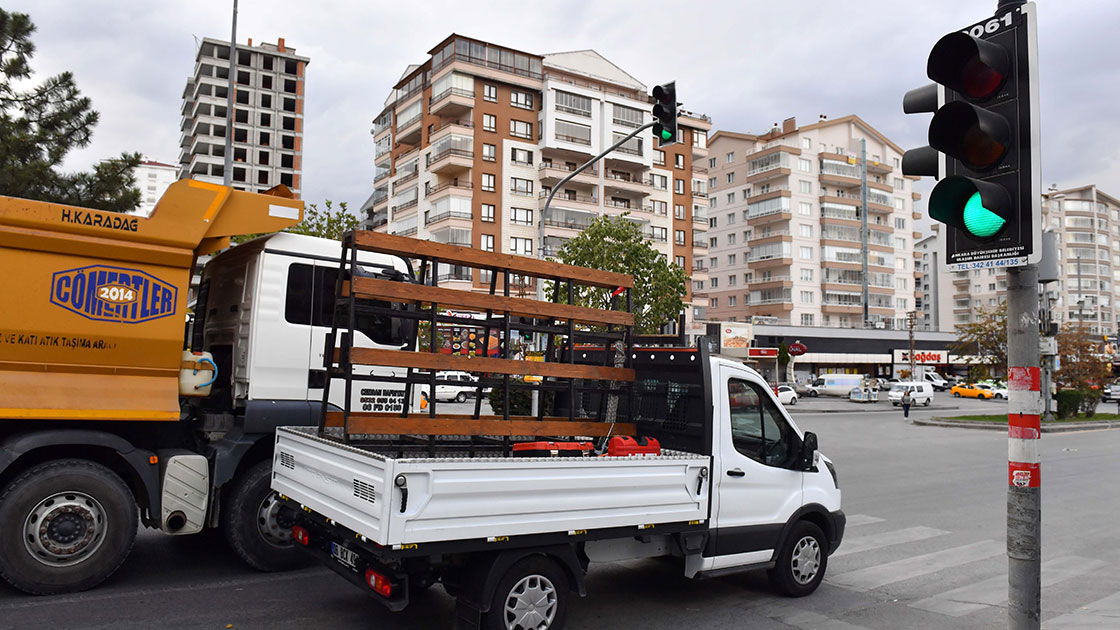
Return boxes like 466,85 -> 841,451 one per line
801,432 -> 818,471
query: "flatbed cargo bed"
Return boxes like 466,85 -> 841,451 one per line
272,426 -> 711,548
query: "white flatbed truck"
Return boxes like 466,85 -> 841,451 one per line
273,346 -> 844,630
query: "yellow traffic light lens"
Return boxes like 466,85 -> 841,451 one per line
962,192 -> 1006,238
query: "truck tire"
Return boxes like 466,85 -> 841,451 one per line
769,520 -> 827,597
0,459 -> 137,595
221,461 -> 310,572
480,556 -> 569,630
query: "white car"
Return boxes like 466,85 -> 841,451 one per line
976,383 -> 1007,400
776,385 -> 798,406
422,371 -> 489,403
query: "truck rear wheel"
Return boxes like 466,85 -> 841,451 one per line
0,459 -> 137,595
480,556 -> 569,630
769,520 -> 827,597
221,461 -> 310,572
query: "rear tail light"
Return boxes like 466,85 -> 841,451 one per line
292,525 -> 310,546
365,568 -> 392,597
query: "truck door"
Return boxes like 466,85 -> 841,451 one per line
709,366 -> 805,568
249,256 -> 314,401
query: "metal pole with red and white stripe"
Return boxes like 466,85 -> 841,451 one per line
1007,265 -> 1041,630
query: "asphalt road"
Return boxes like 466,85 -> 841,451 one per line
2,396 -> 1117,629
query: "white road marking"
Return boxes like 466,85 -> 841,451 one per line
827,540 -> 1004,591
843,514 -> 886,527
755,604 -> 875,630
832,526 -> 949,558
1045,591 -> 1120,629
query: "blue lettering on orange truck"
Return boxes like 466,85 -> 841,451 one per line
51,265 -> 177,323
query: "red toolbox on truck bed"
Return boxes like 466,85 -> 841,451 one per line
607,436 -> 661,457
512,441 -> 595,458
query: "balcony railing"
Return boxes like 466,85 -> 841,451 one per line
425,210 -> 473,225
748,230 -> 791,241
541,191 -> 598,205
431,119 -> 474,135
544,218 -> 593,230
614,145 -> 642,157
556,133 -> 592,146
606,200 -> 633,210
645,231 -> 668,243
396,113 -> 422,132
744,185 -> 790,198
539,162 -> 598,176
426,148 -> 473,166
394,170 -> 419,187
752,275 -> 792,283
392,199 -> 418,213
693,214 -> 709,224
432,52 -> 542,80
437,271 -> 473,282
429,87 -> 474,106
425,181 -> 473,197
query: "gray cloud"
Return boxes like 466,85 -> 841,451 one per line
6,0 -> 1118,218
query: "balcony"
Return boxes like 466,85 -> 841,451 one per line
429,119 -> 473,144
392,199 -> 418,215
427,148 -> 473,175
750,275 -> 793,288
396,113 -> 422,146
693,239 -> 709,252
540,191 -> 599,213
366,210 -> 388,229
748,229 -> 792,242
393,170 -> 419,190
644,229 -> 668,243
604,172 -> 651,196
426,181 -> 473,201
539,161 -> 598,185
429,87 -> 474,117
424,209 -> 473,226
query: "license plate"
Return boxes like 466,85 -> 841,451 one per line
331,542 -> 359,571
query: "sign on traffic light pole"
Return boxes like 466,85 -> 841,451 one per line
902,2 -> 1041,272
651,81 -> 678,148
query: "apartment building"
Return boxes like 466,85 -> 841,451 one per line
920,185 -> 1120,335
179,37 -> 309,196
132,160 -> 178,215
360,36 -> 711,325
703,116 -> 922,330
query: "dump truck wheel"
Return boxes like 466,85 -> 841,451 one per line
222,461 -> 311,572
0,459 -> 137,595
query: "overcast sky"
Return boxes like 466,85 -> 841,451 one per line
8,0 -> 1119,228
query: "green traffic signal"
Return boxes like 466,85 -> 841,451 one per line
962,191 -> 1006,238
660,129 -> 673,141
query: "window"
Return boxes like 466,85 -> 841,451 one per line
727,379 -> 801,467
510,91 -> 534,110
727,172 -> 736,184
675,204 -> 685,219
258,131 -> 271,146
727,233 -> 736,246
483,114 -> 496,132
613,104 -> 643,127
481,203 -> 495,222
893,177 -> 905,190
510,236 -> 533,256
482,173 -> 495,192
510,120 -> 533,139
709,217 -> 717,228
709,157 -> 717,169
711,298 -> 718,308
799,224 -> 813,238
675,230 -> 686,245
800,268 -> 814,281
651,200 -> 668,215
482,143 -> 496,161
675,255 -> 686,267
510,207 -> 533,225
675,154 -> 685,169
897,277 -> 909,289
510,147 -> 533,165
799,180 -> 812,194
800,246 -> 812,260
895,217 -> 906,229
798,158 -> 812,172
709,177 -> 717,189
284,264 -> 405,346
649,173 -> 668,190
727,192 -> 735,204
258,150 -> 270,165
896,298 -> 908,310
510,177 -> 533,195
655,150 -> 666,166
709,257 -> 718,268
481,234 -> 495,252
709,236 -> 718,248
675,179 -> 685,194
556,120 -> 591,145
895,237 -> 906,249
726,152 -> 735,163
555,90 -> 592,117
710,278 -> 719,288
800,291 -> 815,304
728,296 -> 737,306
727,212 -> 736,225
259,112 -> 272,127
483,85 -> 497,102
260,93 -> 272,109
799,202 -> 813,216
728,253 -> 737,265
801,313 -> 814,326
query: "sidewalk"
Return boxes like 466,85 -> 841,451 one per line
913,417 -> 1120,432
786,397 -> 962,414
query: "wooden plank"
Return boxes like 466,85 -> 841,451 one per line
352,230 -> 632,289
343,347 -> 635,382
347,277 -> 634,327
326,412 -> 635,437
324,411 -> 608,426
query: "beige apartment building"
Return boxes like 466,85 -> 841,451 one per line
919,184 -> 1120,335
179,37 -> 309,196
360,35 -> 711,326
702,116 -> 922,329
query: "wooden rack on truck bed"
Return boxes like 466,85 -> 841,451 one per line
316,230 -> 637,454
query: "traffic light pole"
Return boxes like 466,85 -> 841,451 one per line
1006,264 -> 1041,630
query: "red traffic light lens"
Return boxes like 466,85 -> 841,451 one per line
928,33 -> 1009,101
961,57 -> 1006,100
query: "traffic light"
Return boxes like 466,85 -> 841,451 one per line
651,81 -> 678,148
901,3 -> 1041,269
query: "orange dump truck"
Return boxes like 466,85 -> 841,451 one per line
0,180 -> 309,594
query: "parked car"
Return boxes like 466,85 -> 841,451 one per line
950,383 -> 996,399
804,379 -> 822,397
421,371 -> 490,403
776,385 -> 798,406
976,383 -> 1007,399
888,382 -> 934,406
923,372 -> 951,391
878,378 -> 900,391
815,374 -> 867,397
1103,381 -> 1120,403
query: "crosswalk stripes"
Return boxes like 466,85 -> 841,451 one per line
831,525 -> 949,558
753,604 -> 874,630
1044,591 -> 1120,629
843,514 -> 886,527
909,555 -> 1108,617
827,539 -> 1005,591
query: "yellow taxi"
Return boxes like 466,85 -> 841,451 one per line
950,383 -> 996,399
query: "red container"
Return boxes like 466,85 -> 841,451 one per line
607,436 -> 661,457
512,441 -> 595,458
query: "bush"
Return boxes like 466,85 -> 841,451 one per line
488,378 -> 558,417
1055,389 -> 1082,419
1079,388 -> 1101,418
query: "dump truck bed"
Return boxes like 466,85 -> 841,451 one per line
272,426 -> 711,548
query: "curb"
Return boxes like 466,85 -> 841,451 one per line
788,405 -> 963,414
913,418 -> 1120,432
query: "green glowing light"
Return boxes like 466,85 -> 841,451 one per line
962,191 -> 1005,238
660,129 -> 673,140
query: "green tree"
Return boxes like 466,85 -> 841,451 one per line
552,213 -> 688,334
0,10 -> 140,210
952,301 -> 1007,380
1055,322 -> 1111,417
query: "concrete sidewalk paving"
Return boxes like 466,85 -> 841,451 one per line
914,417 -> 1120,432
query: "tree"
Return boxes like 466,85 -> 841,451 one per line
1055,322 -> 1111,417
0,10 -> 140,211
232,199 -> 359,244
952,302 -> 1007,380
552,213 -> 688,334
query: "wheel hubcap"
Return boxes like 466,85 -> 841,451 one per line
256,491 -> 295,548
24,491 -> 107,567
790,535 -> 821,585
504,574 -> 557,630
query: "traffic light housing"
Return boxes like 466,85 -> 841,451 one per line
651,81 -> 678,148
901,3 -> 1040,269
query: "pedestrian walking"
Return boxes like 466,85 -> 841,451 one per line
901,389 -> 912,419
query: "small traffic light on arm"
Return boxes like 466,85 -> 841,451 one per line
651,81 -> 678,148
901,3 -> 1041,269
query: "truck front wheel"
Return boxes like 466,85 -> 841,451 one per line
221,461 -> 310,572
769,520 -> 827,597
0,459 -> 137,595
480,556 -> 570,630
